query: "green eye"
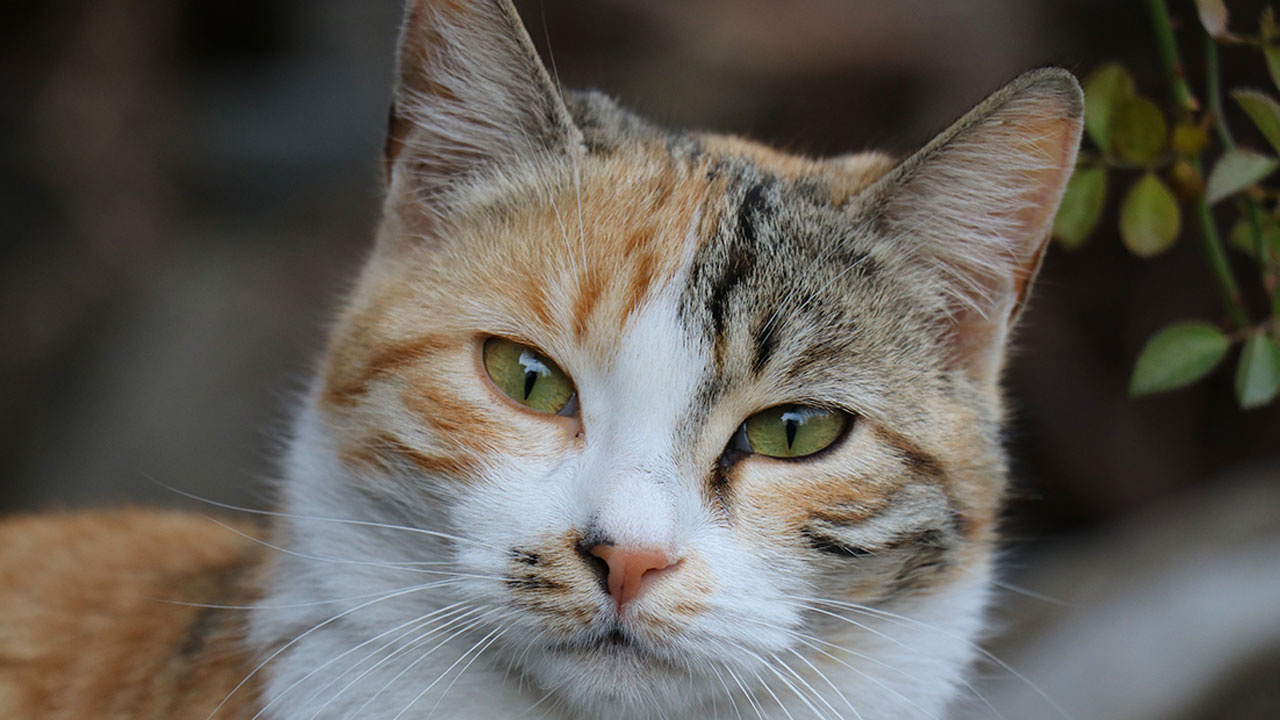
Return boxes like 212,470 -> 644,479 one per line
483,338 -> 576,414
740,405 -> 848,458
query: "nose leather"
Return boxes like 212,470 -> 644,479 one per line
588,544 -> 678,608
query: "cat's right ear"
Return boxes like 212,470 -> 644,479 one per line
385,0 -> 576,199
861,69 -> 1082,386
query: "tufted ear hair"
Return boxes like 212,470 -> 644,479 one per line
865,68 -> 1083,385
385,0 -> 577,201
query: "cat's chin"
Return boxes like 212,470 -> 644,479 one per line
517,628 -> 715,713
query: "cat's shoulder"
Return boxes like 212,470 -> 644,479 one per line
0,509 -> 265,719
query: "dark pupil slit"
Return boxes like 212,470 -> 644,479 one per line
785,418 -> 798,448
523,371 -> 538,400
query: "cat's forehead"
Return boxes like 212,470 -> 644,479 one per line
568,90 -> 893,204
359,95 -> 939,419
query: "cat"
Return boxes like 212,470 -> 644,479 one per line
0,0 -> 1083,718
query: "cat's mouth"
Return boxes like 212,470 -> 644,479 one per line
552,625 -> 634,652
549,624 -> 664,662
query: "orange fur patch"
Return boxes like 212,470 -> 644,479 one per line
0,510 -> 264,719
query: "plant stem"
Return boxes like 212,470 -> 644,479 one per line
1205,38 -> 1234,146
1196,200 -> 1251,327
1207,35 -> 1272,279
1148,0 -> 1252,327
1147,0 -> 1199,118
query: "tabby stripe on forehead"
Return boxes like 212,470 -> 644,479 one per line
703,182 -> 770,343
751,314 -> 779,374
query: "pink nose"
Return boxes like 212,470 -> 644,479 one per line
588,544 -> 679,608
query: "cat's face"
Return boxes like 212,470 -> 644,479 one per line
260,1 -> 1081,718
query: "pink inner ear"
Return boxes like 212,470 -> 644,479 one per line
947,109 -> 1081,384
879,78 -> 1083,385
997,111 -> 1086,313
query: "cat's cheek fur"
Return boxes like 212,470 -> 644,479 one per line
236,1 -> 1084,718
254,261 -> 990,720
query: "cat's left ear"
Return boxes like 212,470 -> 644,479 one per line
385,0 -> 577,198
866,68 -> 1083,385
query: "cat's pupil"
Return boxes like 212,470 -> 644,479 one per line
785,418 -> 798,448
517,350 -> 550,400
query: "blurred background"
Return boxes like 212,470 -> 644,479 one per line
2,0 -> 1278,717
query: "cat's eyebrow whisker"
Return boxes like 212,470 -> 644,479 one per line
788,595 -> 1068,720
153,479 -> 503,551
254,601 -> 476,720
510,112 -> 578,279
758,237 -> 845,346
783,253 -> 875,329
539,13 -> 590,283
759,201 -> 938,351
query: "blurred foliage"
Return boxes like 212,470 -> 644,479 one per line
1054,0 -> 1280,409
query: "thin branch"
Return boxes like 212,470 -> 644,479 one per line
1148,0 -> 1252,328
1147,0 -> 1199,118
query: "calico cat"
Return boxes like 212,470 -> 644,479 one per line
0,0 -> 1082,718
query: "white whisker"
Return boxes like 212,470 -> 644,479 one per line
792,595 -> 1063,719
205,581 -> 446,720
351,608 -> 505,718
390,626 -> 505,720
205,518 -> 508,583
154,481 -> 501,551
256,602 -> 472,720
304,605 -> 487,719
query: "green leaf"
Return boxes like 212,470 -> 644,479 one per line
1235,334 -> 1280,408
1120,173 -> 1181,257
1052,167 -> 1108,250
1110,95 -> 1168,165
1083,64 -> 1135,151
1195,0 -> 1230,38
1230,217 -> 1256,257
1266,223 -> 1280,256
1231,89 -> 1280,154
1231,216 -> 1280,258
1265,47 -> 1280,95
1205,148 -> 1279,204
1130,322 -> 1230,397
1172,123 -> 1209,158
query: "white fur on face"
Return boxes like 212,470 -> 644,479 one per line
251,248 -> 992,720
